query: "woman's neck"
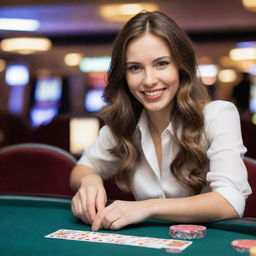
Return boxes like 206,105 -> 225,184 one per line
146,110 -> 171,135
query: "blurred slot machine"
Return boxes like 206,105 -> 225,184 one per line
30,76 -> 63,128
80,56 -> 110,113
249,65 -> 256,116
68,57 -> 110,155
5,64 -> 29,115
84,72 -> 107,112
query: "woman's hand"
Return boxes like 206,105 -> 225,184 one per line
71,174 -> 107,224
92,200 -> 153,231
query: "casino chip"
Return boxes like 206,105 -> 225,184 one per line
169,225 -> 206,239
250,246 -> 256,256
231,239 -> 256,253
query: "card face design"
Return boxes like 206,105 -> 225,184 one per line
45,229 -> 192,251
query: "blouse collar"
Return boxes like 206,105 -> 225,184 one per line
136,110 -> 174,137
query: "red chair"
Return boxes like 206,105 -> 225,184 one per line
32,115 -> 70,152
0,143 -> 76,197
0,111 -> 31,148
241,120 -> 256,159
243,156 -> 256,217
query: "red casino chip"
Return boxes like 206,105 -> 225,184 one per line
169,225 -> 206,239
231,239 -> 256,253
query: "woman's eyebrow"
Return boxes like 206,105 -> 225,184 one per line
153,56 -> 172,62
126,56 -> 172,64
126,61 -> 141,65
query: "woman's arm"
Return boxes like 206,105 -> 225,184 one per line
92,191 -> 238,231
70,165 -> 107,225
70,164 -> 102,191
149,191 -> 239,222
70,125 -> 119,225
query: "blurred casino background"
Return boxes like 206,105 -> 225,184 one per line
0,0 -> 256,158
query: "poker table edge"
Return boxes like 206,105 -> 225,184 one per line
0,194 -> 71,209
206,218 -> 256,236
1,194 -> 255,236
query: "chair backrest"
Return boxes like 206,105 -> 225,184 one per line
0,111 -> 31,148
241,120 -> 256,159
243,156 -> 256,217
0,143 -> 77,197
32,115 -> 70,152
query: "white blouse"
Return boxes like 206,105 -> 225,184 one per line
77,100 -> 252,217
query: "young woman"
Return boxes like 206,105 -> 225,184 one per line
70,11 -> 251,231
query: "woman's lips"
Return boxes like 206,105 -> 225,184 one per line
141,88 -> 166,100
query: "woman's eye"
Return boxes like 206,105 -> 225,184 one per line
127,65 -> 142,72
156,61 -> 169,68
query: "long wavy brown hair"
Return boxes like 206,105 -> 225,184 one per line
99,11 -> 210,195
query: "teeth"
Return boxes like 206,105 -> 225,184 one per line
144,90 -> 162,96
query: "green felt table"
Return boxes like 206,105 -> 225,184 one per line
0,195 -> 256,256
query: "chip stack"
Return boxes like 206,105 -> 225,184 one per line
169,225 -> 207,239
231,239 -> 256,253
250,247 -> 256,256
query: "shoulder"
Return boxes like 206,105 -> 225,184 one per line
79,125 -> 117,159
204,100 -> 237,114
203,100 -> 242,141
96,125 -> 117,147
99,125 -> 112,136
204,100 -> 239,122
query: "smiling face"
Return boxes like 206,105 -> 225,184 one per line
125,33 -> 180,118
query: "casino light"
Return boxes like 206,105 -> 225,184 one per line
84,89 -> 107,112
5,64 -> 29,86
197,64 -> 218,85
0,18 -> 40,31
30,106 -> 58,128
242,0 -> 256,11
8,86 -> 25,114
0,37 -> 52,54
217,69 -> 238,83
250,64 -> 256,76
252,114 -> 256,125
64,53 -> 83,67
0,59 -> 6,72
80,56 -> 111,72
99,3 -> 159,22
230,42 -> 256,62
200,77 -> 217,86
197,64 -> 218,77
219,56 -> 236,67
70,118 -> 100,155
219,55 -> 254,73
236,41 -> 256,48
230,47 -> 256,61
87,72 -> 107,88
250,83 -> 256,114
238,60 -> 256,73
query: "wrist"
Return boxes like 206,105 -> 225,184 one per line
143,199 -> 159,219
145,198 -> 173,219
80,173 -> 103,187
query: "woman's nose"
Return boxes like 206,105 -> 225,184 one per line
143,68 -> 157,87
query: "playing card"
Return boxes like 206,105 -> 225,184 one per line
45,229 -> 192,251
